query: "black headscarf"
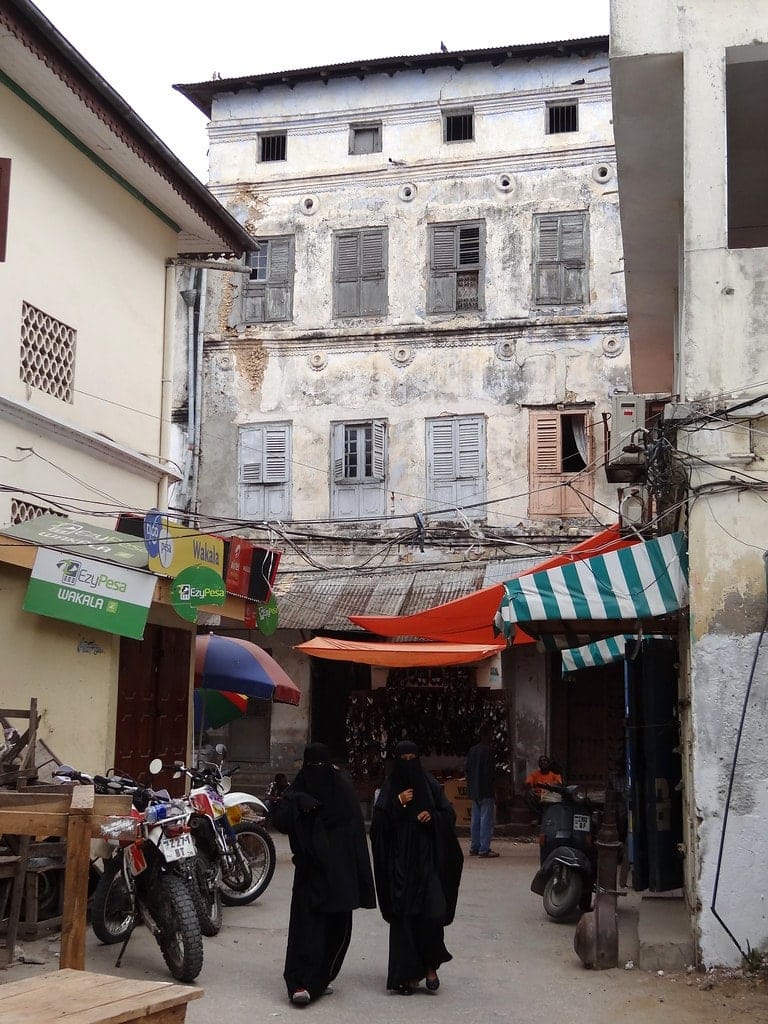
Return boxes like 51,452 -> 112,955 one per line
387,740 -> 434,816
291,742 -> 355,828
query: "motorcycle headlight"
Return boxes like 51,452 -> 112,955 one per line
572,786 -> 587,803
226,805 -> 242,825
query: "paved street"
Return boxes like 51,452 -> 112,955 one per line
7,835 -> 768,1023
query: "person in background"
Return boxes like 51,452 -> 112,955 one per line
370,740 -> 463,996
523,755 -> 563,822
272,743 -> 376,1005
465,722 -> 498,858
264,771 -> 288,816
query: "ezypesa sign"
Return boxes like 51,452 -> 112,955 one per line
23,548 -> 156,639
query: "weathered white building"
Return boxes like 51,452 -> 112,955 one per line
611,0 -> 768,966
176,39 -> 632,786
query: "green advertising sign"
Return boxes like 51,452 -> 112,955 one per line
170,565 -> 227,623
2,515 -> 149,568
23,548 -> 156,639
256,595 -> 279,636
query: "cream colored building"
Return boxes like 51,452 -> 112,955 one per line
611,0 -> 768,966
0,0 -> 254,776
175,40 -> 635,785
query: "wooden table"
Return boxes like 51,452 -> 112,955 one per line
0,969 -> 203,1023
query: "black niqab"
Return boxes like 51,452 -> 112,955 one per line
388,741 -> 434,817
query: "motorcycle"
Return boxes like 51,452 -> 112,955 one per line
150,756 -> 276,908
98,795 -> 204,982
530,782 -> 598,921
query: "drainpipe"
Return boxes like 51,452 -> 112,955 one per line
180,275 -> 199,510
190,269 -> 207,518
159,264 -> 178,511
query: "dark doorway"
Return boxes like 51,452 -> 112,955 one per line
115,623 -> 190,793
550,659 -> 625,788
310,656 -> 371,762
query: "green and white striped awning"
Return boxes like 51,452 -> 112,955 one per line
561,635 -> 634,674
500,532 -> 688,633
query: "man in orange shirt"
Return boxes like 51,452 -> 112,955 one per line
523,755 -> 563,822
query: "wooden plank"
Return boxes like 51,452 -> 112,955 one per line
0,810 -> 68,835
59,792 -> 93,971
0,793 -> 71,810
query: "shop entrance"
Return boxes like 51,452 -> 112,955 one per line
310,655 -> 371,761
549,660 -> 625,788
115,623 -> 190,791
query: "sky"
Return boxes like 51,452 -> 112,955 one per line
33,0 -> 610,179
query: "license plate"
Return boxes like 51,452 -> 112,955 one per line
159,833 -> 196,862
573,814 -> 591,832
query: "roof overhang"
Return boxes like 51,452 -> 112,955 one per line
1,0 -> 255,254
609,49 -> 683,395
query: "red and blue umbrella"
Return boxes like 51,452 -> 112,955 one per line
194,633 -> 302,706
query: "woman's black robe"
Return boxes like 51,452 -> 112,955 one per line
370,766 -> 463,990
272,762 -> 376,1000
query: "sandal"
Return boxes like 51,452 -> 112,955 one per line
426,972 -> 440,992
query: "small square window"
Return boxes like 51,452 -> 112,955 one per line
546,101 -> 578,134
260,132 -> 286,162
443,109 -> 474,143
349,123 -> 382,155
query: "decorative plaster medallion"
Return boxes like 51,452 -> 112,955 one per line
216,355 -> 232,370
300,194 -> 319,215
496,172 -> 514,193
602,335 -> 625,358
592,163 -> 613,184
495,339 -> 515,360
398,182 -> 417,202
308,351 -> 327,371
391,344 -> 414,366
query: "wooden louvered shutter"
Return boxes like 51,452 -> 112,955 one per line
429,224 -> 458,312
561,214 -> 586,303
360,228 -> 387,315
371,420 -> 386,480
334,233 -> 361,316
265,237 -> 293,321
263,426 -> 289,483
332,423 -> 345,482
535,215 -> 563,303
529,412 -> 563,515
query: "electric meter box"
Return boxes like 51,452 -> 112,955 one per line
611,395 -> 646,464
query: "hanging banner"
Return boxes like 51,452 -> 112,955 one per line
3,515 -> 149,568
23,548 -> 155,639
146,517 -> 224,578
225,539 -> 281,601
170,565 -> 227,623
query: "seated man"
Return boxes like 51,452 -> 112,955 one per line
523,755 -> 563,821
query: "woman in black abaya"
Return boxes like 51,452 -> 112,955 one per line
370,740 -> 463,994
272,743 -> 376,1004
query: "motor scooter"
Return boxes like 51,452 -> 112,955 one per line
530,782 -> 598,921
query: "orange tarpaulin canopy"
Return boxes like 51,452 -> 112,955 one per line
294,637 -> 507,668
348,524 -> 639,644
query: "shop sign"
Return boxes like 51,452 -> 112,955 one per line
23,548 -> 155,639
256,595 -> 279,636
3,515 -> 149,568
146,517 -> 224,578
225,538 -> 281,601
170,565 -> 227,623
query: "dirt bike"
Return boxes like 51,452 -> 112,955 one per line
151,757 -> 276,909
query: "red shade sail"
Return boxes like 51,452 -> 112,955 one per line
348,524 -> 638,644
294,637 -> 507,668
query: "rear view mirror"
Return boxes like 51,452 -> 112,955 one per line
148,758 -> 163,776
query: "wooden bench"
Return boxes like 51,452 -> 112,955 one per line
0,968 -> 203,1023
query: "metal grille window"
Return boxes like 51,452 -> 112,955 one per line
19,302 -> 76,402
260,132 -> 287,162
349,123 -> 382,155
547,101 -> 579,134
443,110 -> 474,142
428,221 -> 484,313
10,499 -> 65,524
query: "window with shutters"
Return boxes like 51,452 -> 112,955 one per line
331,420 -> 387,519
259,132 -> 286,162
528,409 -> 593,516
546,101 -> 579,134
534,211 -> 588,306
428,221 -> 484,314
333,227 -> 388,317
349,123 -> 382,155
426,415 -> 486,520
244,237 -> 294,323
238,422 -> 292,520
443,109 -> 474,143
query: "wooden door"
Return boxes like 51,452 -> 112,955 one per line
115,624 -> 190,792
550,660 -> 625,788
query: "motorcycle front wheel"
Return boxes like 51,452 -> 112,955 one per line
146,872 -> 204,982
220,821 -> 276,905
190,850 -> 223,936
542,864 -> 583,920
90,856 -> 134,944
